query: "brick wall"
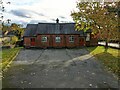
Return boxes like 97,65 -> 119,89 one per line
24,35 -> 87,48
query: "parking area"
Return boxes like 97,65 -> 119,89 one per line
2,48 -> 118,88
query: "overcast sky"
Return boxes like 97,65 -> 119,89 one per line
2,0 -> 78,27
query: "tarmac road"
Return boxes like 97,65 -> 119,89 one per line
2,48 -> 119,88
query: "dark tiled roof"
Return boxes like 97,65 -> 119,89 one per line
24,23 -> 91,37
24,24 -> 38,36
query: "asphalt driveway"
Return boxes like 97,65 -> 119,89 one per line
2,48 -> 118,88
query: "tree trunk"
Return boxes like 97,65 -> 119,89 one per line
105,38 -> 108,48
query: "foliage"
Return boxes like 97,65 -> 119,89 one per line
1,23 -> 25,39
10,36 -> 18,45
87,46 -> 120,75
10,23 -> 25,39
71,1 -> 119,47
2,39 -> 10,45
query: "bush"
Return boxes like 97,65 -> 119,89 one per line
2,39 -> 10,45
10,36 -> 18,45
16,40 -> 23,47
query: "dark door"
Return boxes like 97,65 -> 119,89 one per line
80,38 -> 85,46
31,38 -> 35,46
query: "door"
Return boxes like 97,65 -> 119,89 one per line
79,37 -> 85,46
31,38 -> 35,46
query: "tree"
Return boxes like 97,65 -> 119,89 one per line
0,0 -> 11,32
10,23 -> 25,39
2,23 -> 25,39
71,1 -> 119,47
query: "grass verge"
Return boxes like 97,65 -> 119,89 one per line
1,47 -> 22,71
86,46 -> 120,75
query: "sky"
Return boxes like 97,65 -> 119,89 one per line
2,0 -> 78,27
2,0 -> 118,27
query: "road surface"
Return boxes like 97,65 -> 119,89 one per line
2,48 -> 118,88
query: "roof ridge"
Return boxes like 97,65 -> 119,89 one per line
38,23 -> 75,24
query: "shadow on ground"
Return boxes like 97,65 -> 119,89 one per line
2,48 -> 119,88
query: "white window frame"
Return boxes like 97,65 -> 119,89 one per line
41,36 -> 47,42
69,36 -> 74,42
55,36 -> 61,43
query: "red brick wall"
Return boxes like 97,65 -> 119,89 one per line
52,35 -> 65,48
65,35 -> 80,47
24,37 -> 37,47
24,37 -> 30,47
24,35 -> 87,48
36,35 -> 51,48
37,35 -> 66,48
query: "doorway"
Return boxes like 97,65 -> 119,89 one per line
79,37 -> 85,46
31,38 -> 35,46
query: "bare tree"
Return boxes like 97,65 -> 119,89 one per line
0,0 -> 11,25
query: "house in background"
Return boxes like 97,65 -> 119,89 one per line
0,30 -> 15,46
23,19 -> 98,48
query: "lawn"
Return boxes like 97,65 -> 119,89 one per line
87,46 -> 120,75
1,47 -> 22,70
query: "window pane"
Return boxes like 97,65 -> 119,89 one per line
55,36 -> 61,42
42,36 -> 47,42
69,36 -> 74,42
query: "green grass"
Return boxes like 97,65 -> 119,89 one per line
87,46 -> 120,75
1,47 -> 22,70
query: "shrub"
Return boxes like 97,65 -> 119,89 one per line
2,39 -> 9,45
10,36 -> 18,45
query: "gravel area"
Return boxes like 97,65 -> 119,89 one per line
2,48 -> 118,88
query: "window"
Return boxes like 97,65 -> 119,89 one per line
55,36 -> 61,43
42,36 -> 47,42
31,38 -> 35,42
69,36 -> 74,42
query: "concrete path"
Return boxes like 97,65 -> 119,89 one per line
2,49 -> 118,88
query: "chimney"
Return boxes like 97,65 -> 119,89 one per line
56,18 -> 59,23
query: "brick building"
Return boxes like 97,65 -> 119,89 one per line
23,19 -> 97,48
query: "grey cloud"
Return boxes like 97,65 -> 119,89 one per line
30,20 -> 48,24
60,20 -> 73,23
60,21 -> 67,23
10,9 -> 45,18
29,20 -> 39,24
59,16 -> 66,19
10,10 -> 32,18
50,17 -> 66,22
51,19 -> 56,21
51,17 -> 66,21
13,0 -> 41,6
33,12 -> 45,16
39,20 -> 48,23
